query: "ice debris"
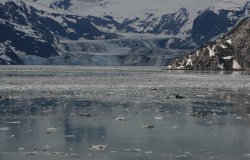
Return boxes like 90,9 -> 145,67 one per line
90,145 -> 107,151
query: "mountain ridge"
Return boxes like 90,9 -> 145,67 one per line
0,0 -> 249,65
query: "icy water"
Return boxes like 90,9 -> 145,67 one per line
0,66 -> 250,160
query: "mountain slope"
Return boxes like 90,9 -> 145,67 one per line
168,18 -> 250,70
192,0 -> 250,45
0,0 -> 120,64
0,0 -> 249,65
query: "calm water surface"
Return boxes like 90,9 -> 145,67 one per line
0,66 -> 250,160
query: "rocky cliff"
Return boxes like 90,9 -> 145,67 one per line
168,18 -> 250,70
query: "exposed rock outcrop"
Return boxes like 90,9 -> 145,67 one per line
168,18 -> 250,70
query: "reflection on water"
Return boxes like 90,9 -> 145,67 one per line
0,66 -> 249,160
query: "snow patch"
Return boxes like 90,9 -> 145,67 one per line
208,47 -> 216,57
220,44 -> 228,48
0,42 -> 13,64
218,63 -> 224,69
90,22 -> 117,33
233,60 -> 241,70
0,18 -> 46,43
0,54 -> 12,62
210,0 -> 247,14
225,39 -> 232,45
223,56 -> 233,60
195,51 -> 200,57
186,55 -> 193,66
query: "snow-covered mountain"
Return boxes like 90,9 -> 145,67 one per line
168,18 -> 250,70
0,0 -> 249,65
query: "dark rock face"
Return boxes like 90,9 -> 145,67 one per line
192,11 -> 240,46
0,1 -> 58,58
0,43 -> 23,64
116,8 -> 189,35
192,2 -> 250,46
148,8 -> 189,35
50,0 -> 71,10
168,18 -> 250,70
231,19 -> 250,69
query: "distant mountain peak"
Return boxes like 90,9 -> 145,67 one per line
210,0 -> 248,14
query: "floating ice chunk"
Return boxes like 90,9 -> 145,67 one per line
243,154 -> 250,157
176,155 -> 187,158
46,128 -> 57,134
46,128 -> 57,132
154,116 -> 164,120
171,126 -> 178,129
6,121 -> 21,124
47,152 -> 66,155
123,148 -> 142,152
90,145 -> 107,151
65,135 -> 75,138
235,116 -> 243,120
0,127 -> 9,131
18,147 -> 24,151
116,117 -> 126,121
43,145 -> 50,151
195,94 -> 206,98
206,121 -> 213,124
145,151 -> 153,154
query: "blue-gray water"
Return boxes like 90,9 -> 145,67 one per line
0,66 -> 250,160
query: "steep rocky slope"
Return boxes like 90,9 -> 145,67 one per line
168,18 -> 250,70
